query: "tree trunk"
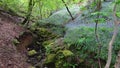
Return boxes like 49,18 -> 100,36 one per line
105,3 -> 118,68
94,0 -> 102,68
22,0 -> 35,25
61,0 -> 74,20
115,51 -> 120,68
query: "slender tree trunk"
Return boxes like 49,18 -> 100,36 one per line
105,3 -> 118,68
94,0 -> 102,68
39,0 -> 43,19
61,0 -> 74,20
22,0 -> 35,25
115,51 -> 120,68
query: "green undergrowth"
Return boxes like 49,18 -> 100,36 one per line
64,26 -> 120,67
27,27 -> 60,66
28,22 -> 120,68
30,22 -> 66,37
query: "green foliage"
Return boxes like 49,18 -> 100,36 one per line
2,0 -> 120,68
62,50 -> 73,57
43,38 -> 76,68
116,0 -> 120,4
81,1 -> 113,24
45,54 -> 56,63
64,26 -> 120,67
0,0 -> 83,20
35,22 -> 66,36
34,28 -> 59,40
116,12 -> 120,18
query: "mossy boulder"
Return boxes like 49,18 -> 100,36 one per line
26,27 -> 60,67
34,28 -> 59,42
43,38 -> 67,54
37,23 -> 66,37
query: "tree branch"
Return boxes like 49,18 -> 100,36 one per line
62,0 -> 74,20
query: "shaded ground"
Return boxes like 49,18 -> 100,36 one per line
0,12 -> 30,68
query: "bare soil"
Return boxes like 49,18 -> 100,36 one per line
0,12 -> 31,68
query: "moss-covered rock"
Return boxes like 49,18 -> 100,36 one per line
28,50 -> 37,56
35,28 -> 59,40
26,27 -> 60,67
36,23 -> 66,37
45,54 -> 56,63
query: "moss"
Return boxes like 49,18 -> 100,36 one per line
36,22 -> 66,36
28,50 -> 37,56
12,39 -> 20,45
62,50 -> 73,57
43,40 -> 54,47
55,60 -> 64,68
45,54 -> 56,63
35,28 -> 59,40
37,55 -> 42,60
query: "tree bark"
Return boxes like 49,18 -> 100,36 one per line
105,3 -> 118,68
115,51 -> 120,68
61,0 -> 74,20
94,0 -> 102,68
22,0 -> 35,25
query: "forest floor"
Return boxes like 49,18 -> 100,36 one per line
0,12 -> 30,68
0,1 -> 114,68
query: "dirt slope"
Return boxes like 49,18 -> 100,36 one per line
0,12 -> 30,68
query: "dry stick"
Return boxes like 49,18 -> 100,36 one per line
105,3 -> 118,68
61,0 -> 74,20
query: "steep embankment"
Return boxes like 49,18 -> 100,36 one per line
0,12 -> 30,68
